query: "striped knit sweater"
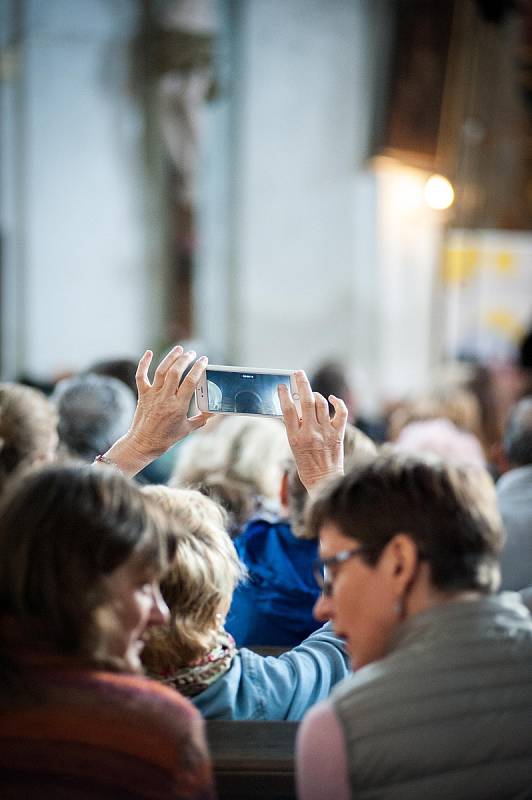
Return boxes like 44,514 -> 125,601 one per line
0,657 -> 216,799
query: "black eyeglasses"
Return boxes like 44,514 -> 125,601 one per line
313,546 -> 368,597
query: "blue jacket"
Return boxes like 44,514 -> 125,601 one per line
192,622 -> 350,720
226,517 -> 321,646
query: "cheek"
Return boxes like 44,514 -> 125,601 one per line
118,593 -> 149,636
133,593 -> 153,628
336,576 -> 397,664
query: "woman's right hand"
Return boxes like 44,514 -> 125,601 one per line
99,345 -> 211,477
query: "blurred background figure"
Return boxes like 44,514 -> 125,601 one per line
310,360 -> 387,443
171,415 -> 292,534
0,383 -> 58,498
51,373 -> 136,463
392,417 -> 486,468
309,362 -> 357,424
517,324 -> 532,397
495,396 -> 532,591
89,358 -> 139,395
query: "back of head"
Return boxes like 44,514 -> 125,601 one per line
519,326 -> 532,370
388,387 -> 482,444
52,373 -> 136,462
289,423 -> 378,539
393,418 -> 486,468
0,383 -> 58,497
88,359 -> 138,395
503,396 -> 532,467
308,451 -> 503,594
0,464 -> 173,667
310,361 -> 355,420
172,415 -> 291,514
141,486 -> 245,670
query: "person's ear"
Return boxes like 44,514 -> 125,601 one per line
380,533 -> 418,593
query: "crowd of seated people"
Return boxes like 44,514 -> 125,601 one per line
140,485 -> 350,720
0,342 -> 531,799
225,423 -> 377,647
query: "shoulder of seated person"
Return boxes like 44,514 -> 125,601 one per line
82,670 -> 202,722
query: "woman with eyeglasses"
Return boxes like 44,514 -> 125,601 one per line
277,380 -> 532,800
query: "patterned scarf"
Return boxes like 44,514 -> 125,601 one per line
159,629 -> 237,698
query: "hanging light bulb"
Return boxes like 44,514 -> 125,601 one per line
424,174 -> 454,210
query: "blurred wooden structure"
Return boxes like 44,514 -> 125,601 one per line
206,720 -> 298,800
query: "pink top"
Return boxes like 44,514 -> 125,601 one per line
296,699 -> 350,800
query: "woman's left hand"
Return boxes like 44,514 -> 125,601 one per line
278,370 -> 347,494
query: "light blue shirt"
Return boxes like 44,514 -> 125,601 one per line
192,622 -> 350,720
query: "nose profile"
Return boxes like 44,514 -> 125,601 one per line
150,585 -> 170,625
314,592 -> 333,622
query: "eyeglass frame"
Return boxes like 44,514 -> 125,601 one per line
313,546 -> 369,598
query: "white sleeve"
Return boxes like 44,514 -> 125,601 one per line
296,699 -> 351,800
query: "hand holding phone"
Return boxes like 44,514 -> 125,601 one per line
277,370 -> 348,493
195,365 -> 300,418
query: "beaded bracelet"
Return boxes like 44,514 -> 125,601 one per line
94,454 -> 118,469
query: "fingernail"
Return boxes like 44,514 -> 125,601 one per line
198,356 -> 208,364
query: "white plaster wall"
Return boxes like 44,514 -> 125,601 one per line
198,0 -> 445,412
1,0 -> 160,379
235,0 -> 368,371
375,163 -> 444,401
199,0 -> 380,378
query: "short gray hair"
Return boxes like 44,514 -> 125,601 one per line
52,373 -> 136,462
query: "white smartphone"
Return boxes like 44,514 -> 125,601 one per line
196,365 -> 299,418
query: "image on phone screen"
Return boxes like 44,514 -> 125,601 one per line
205,369 -> 291,415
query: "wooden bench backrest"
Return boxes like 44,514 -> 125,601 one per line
206,720 -> 298,800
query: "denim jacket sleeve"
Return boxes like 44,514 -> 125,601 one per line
191,622 -> 350,721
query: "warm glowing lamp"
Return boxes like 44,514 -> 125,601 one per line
424,174 -> 454,210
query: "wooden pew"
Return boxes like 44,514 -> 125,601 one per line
206,720 -> 298,800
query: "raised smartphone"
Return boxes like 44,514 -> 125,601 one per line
195,365 -> 299,418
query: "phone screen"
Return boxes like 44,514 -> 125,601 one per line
205,369 -> 291,415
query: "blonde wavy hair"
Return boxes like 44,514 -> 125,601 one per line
0,383 -> 58,497
140,486 -> 246,671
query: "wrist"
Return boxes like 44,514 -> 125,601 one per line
304,468 -> 344,496
102,432 -> 158,478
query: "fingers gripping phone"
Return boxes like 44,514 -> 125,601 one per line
196,365 -> 300,418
